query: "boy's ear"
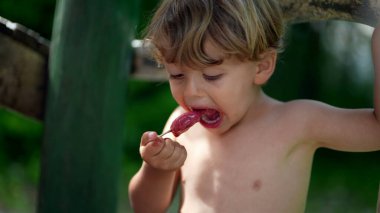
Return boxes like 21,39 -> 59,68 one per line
253,49 -> 277,85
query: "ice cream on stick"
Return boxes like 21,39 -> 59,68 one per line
160,111 -> 200,137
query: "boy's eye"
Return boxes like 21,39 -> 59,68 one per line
169,74 -> 184,80
203,74 -> 223,81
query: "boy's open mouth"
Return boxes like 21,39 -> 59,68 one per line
192,108 -> 222,128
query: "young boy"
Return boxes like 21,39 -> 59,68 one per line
128,0 -> 380,212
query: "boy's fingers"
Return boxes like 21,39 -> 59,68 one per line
140,137 -> 165,159
170,143 -> 187,167
170,142 -> 185,160
161,142 -> 187,170
154,138 -> 175,159
141,131 -> 158,146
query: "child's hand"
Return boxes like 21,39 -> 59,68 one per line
139,131 -> 187,171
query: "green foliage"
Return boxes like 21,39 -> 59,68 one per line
307,149 -> 380,212
266,22 -> 373,108
0,0 -> 56,38
124,80 -> 177,165
136,0 -> 160,38
0,110 -> 42,181
0,110 -> 42,212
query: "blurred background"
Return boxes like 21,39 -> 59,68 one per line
0,0 -> 379,212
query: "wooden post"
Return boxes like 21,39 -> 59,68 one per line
36,0 -> 138,212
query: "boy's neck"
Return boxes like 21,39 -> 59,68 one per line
241,89 -> 277,123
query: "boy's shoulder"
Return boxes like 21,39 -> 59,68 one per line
256,98 -> 326,120
256,98 -> 330,135
272,99 -> 331,126
277,99 -> 328,115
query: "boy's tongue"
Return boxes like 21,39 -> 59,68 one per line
196,109 -> 221,126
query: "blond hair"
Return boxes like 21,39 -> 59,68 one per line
145,0 -> 284,68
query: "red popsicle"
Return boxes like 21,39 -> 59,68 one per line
160,111 -> 200,137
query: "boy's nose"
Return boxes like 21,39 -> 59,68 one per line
184,77 -> 204,98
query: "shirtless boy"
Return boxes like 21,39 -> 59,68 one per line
128,0 -> 380,212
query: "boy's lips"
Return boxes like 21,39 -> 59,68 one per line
192,108 -> 222,128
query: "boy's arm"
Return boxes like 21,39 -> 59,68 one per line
128,131 -> 182,213
128,107 -> 185,213
300,26 -> 380,151
128,162 -> 180,213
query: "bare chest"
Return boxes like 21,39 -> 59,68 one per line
178,135 -> 315,213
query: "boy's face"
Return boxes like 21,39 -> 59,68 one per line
164,42 -> 263,135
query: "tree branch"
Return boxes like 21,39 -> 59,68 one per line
280,0 -> 379,27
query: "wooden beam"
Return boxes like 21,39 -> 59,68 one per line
0,17 -> 49,120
